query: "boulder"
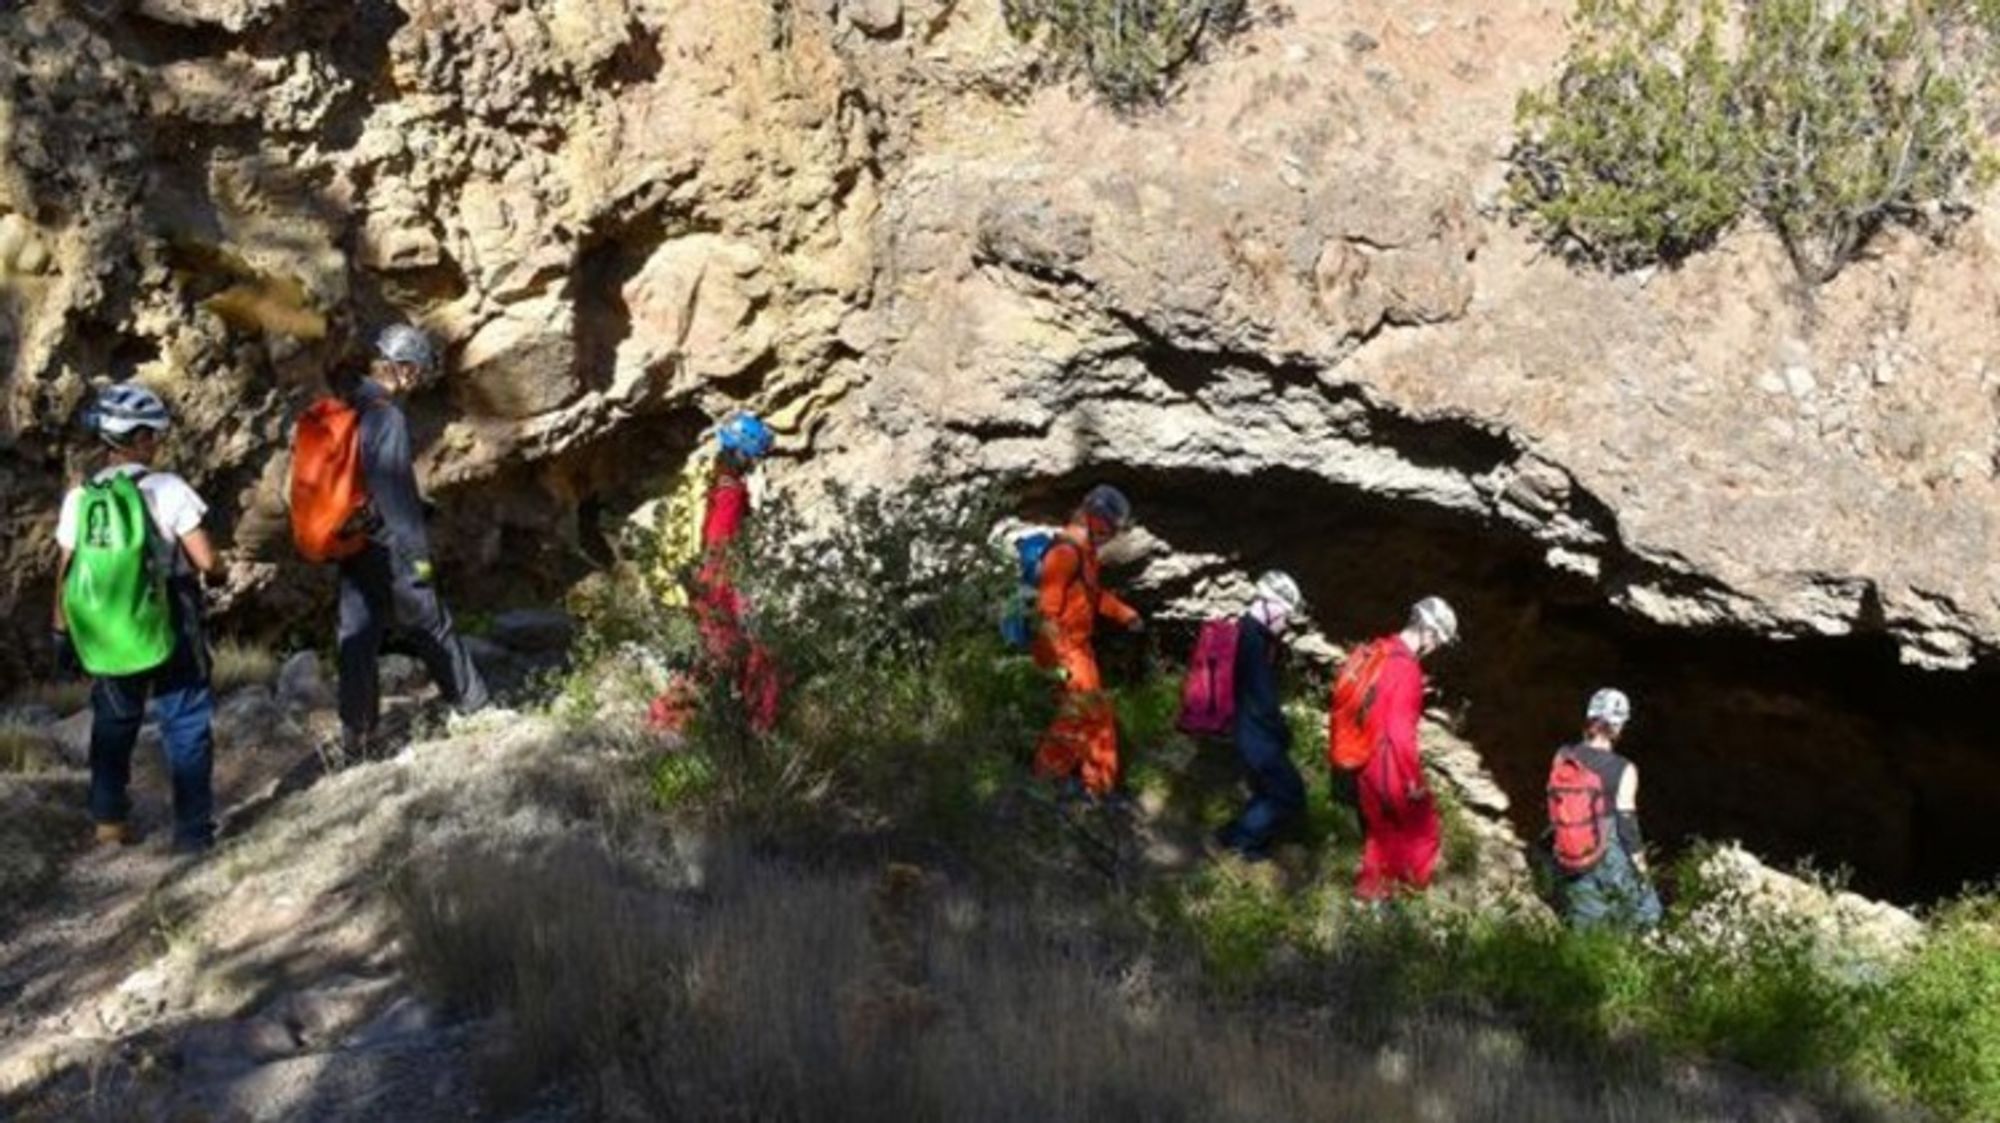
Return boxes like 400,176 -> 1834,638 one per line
488,609 -> 576,655
276,652 -> 332,712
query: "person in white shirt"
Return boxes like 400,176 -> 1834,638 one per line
51,385 -> 221,853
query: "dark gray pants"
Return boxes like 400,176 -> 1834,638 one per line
337,544 -> 488,739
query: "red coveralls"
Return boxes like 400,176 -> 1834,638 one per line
1030,522 -> 1139,796
1355,635 -> 1440,899
692,466 -> 779,733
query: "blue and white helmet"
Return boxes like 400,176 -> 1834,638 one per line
87,384 -> 171,440
716,410 -> 775,460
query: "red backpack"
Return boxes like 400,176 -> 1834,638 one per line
1546,748 -> 1611,873
1176,617 -> 1241,736
290,396 -> 371,563
1327,640 -> 1393,771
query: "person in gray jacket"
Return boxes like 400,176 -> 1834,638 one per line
335,325 -> 488,755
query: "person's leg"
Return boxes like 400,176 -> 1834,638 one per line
337,549 -> 392,746
1232,728 -> 1304,853
1071,653 -> 1120,798
389,571 -> 488,714
1354,767 -> 1392,900
151,642 -> 216,850
1033,641 -> 1099,787
87,672 -> 147,833
1403,798 -> 1442,892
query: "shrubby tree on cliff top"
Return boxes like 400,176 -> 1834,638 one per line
1512,0 -> 1993,283
1004,0 -> 1250,106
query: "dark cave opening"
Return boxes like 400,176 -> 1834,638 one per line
1027,465 -> 2000,905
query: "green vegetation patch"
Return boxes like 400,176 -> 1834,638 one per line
1004,0 -> 1251,106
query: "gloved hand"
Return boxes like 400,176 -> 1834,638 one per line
51,629 -> 81,677
410,558 -> 436,587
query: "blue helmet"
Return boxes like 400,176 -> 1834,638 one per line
717,411 -> 775,460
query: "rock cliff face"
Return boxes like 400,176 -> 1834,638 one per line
2,0 -> 1996,897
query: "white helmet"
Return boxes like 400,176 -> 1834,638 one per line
1253,570 -> 1305,615
1410,596 -> 1459,647
88,384 -> 171,441
1587,688 -> 1632,729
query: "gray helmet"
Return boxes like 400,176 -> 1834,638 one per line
376,323 -> 439,374
1080,484 -> 1133,530
1587,688 -> 1632,729
88,384 -> 171,441
1410,596 -> 1460,647
1254,570 -> 1305,614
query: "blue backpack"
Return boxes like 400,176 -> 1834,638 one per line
999,531 -> 1061,649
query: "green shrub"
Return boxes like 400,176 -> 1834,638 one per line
1860,894 -> 2000,1118
1004,0 -> 1250,106
1513,0 -> 1989,281
666,480 -> 1043,841
1511,0 -> 1746,270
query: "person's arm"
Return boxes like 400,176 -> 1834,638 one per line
1378,658 -> 1428,801
179,527 -> 219,576
1617,762 -> 1647,872
1235,620 -> 1283,732
359,404 -> 433,577
1098,586 -> 1141,630
52,548 -> 72,630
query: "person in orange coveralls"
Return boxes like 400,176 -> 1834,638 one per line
1031,485 -> 1144,800
1351,596 -> 1459,901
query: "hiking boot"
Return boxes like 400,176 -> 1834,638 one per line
93,821 -> 135,846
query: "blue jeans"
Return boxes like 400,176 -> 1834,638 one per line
89,630 -> 215,849
1562,843 -> 1662,932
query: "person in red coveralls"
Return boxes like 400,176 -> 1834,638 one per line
1352,596 -> 1460,901
691,411 -> 780,733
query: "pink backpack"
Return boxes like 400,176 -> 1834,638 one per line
1177,618 -> 1242,736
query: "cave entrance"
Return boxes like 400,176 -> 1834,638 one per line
1032,466 -> 2000,905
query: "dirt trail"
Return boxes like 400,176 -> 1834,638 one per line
0,678 -> 531,1123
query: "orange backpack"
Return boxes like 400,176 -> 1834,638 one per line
1328,639 -> 1393,771
290,396 -> 371,563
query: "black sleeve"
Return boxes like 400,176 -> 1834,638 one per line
359,402 -> 432,567
1616,810 -> 1644,858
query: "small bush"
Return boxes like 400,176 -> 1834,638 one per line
1513,0 -> 1989,281
1004,0 -> 1250,106
1859,894 -> 2000,1118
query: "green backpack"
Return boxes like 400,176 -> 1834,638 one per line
63,474 -> 175,677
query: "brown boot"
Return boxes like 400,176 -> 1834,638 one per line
94,821 -> 135,846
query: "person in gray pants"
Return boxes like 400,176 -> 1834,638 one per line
336,324 -> 488,755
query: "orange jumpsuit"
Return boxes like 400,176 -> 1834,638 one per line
1030,522 -> 1139,796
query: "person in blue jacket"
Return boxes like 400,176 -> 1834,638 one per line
1215,571 -> 1308,861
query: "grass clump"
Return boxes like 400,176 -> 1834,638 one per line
208,637 -> 278,694
395,834 -> 1755,1122
1004,0 -> 1251,106
1513,0 -> 1991,282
